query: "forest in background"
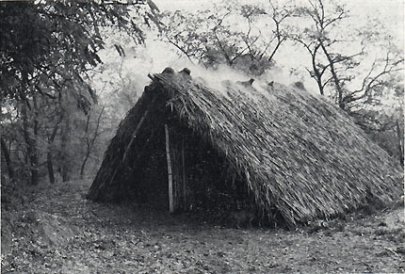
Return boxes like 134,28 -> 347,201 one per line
1,0 -> 403,202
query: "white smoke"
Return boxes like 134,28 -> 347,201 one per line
94,37 -> 322,115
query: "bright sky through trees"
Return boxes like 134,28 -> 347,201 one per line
154,0 -> 404,46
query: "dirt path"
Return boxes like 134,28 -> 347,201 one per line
1,180 -> 404,273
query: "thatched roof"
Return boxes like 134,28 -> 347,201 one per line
90,68 -> 402,226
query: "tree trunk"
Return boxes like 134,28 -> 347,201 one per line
80,108 -> 104,178
47,151 -> 55,184
46,112 -> 63,184
396,119 -> 404,166
21,101 -> 39,185
320,43 -> 344,108
80,114 -> 92,179
79,157 -> 88,179
1,137 -> 15,180
60,115 -> 71,182
308,44 -> 324,96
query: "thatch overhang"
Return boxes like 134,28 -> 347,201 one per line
88,68 -> 402,226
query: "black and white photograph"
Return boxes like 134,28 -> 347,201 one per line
1,0 -> 404,273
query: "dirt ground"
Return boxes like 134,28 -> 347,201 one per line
1,179 -> 404,273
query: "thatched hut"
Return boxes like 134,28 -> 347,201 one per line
88,67 -> 402,227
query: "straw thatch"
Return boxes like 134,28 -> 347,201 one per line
88,68 -> 402,226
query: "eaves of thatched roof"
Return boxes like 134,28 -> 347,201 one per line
147,70 -> 402,226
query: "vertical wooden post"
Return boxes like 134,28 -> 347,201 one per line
181,138 -> 187,208
165,124 -> 174,213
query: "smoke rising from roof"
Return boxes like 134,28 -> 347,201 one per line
97,39 -> 319,104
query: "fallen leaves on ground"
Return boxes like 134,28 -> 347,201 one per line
1,180 -> 404,273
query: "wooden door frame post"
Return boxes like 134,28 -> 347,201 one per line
165,124 -> 174,213
181,138 -> 187,208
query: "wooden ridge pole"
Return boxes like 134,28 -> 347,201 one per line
105,96 -> 158,190
165,124 -> 174,213
104,109 -> 149,192
122,109 -> 149,162
122,96 -> 158,163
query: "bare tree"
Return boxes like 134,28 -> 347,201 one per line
161,1 -> 293,74
45,112 -> 64,184
292,0 -> 403,111
20,93 -> 40,185
1,137 -> 14,180
291,0 -> 352,97
80,107 -> 105,178
341,44 -> 404,110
